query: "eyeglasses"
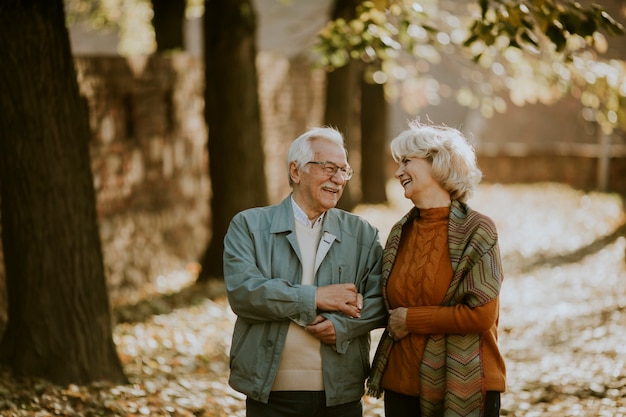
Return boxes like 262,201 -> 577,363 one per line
307,161 -> 354,180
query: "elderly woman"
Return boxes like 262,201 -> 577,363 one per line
368,121 -> 506,417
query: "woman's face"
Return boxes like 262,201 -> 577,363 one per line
394,156 -> 439,204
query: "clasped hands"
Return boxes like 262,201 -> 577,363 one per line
305,283 -> 363,345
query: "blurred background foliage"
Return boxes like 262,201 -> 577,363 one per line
63,0 -> 625,134
313,0 -> 625,133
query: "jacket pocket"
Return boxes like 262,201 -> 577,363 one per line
229,321 -> 250,367
338,264 -> 354,284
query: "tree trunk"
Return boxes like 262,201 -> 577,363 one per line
360,75 -> 388,204
151,0 -> 186,52
0,0 -> 126,385
324,61 -> 362,211
199,0 -> 268,280
324,0 -> 362,211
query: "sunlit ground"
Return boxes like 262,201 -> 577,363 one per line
1,181 -> 625,416
356,181 -> 626,417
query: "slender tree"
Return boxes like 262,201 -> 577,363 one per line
198,0 -> 268,280
324,0 -> 362,211
360,68 -> 388,204
0,0 -> 126,384
151,0 -> 186,52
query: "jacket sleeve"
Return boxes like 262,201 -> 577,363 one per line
324,228 -> 387,354
223,212 -> 317,325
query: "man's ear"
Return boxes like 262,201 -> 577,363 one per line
289,161 -> 301,184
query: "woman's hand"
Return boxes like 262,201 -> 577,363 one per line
388,307 -> 409,340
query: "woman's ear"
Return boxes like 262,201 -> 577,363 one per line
289,161 -> 301,184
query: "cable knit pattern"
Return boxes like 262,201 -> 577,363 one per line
396,209 -> 449,305
382,207 -> 451,396
368,200 -> 504,417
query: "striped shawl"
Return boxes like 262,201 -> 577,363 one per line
367,200 -> 503,416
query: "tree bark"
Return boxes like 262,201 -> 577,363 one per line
360,75 -> 388,204
151,0 -> 186,52
199,0 -> 268,280
324,0 -> 362,211
0,0 -> 126,384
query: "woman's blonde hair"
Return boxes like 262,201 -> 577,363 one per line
390,120 -> 482,202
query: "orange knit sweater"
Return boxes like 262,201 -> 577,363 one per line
381,206 -> 506,396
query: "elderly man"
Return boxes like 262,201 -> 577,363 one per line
224,126 -> 386,417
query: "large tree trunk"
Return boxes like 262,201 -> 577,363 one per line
324,0 -> 362,211
0,0 -> 126,385
151,0 -> 186,52
360,74 -> 388,204
199,0 -> 268,280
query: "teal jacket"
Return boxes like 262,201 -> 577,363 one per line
224,195 -> 386,406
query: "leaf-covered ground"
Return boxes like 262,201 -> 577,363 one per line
1,183 -> 626,417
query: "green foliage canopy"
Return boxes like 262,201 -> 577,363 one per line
314,0 -> 625,133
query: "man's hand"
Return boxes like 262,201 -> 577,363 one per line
305,315 -> 336,345
316,283 -> 363,318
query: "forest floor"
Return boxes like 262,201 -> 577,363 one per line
1,182 -> 626,417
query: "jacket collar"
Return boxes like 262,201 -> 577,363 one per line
270,195 -> 342,242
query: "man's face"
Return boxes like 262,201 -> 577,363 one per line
291,138 -> 350,219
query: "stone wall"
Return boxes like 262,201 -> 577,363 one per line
474,94 -> 626,194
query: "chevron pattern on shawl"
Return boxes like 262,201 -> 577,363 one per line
421,334 -> 483,416
419,200 -> 503,416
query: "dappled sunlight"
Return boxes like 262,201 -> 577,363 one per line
1,183 -> 625,416
469,183 -> 625,271
112,298 -> 244,416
